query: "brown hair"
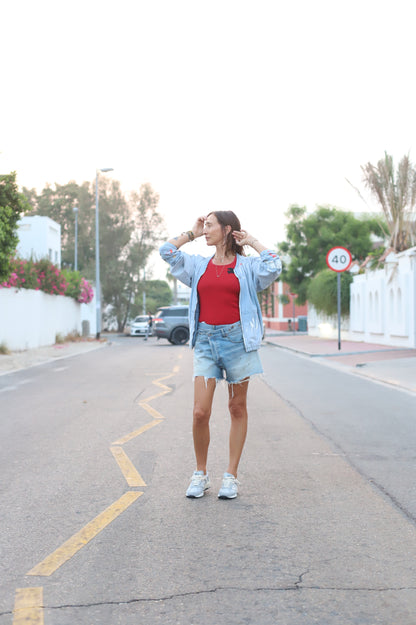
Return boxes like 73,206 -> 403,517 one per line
207,210 -> 245,256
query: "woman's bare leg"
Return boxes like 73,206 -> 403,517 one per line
227,380 -> 249,477
193,377 -> 216,473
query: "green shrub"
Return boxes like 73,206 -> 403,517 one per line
307,269 -> 353,316
62,269 -> 82,299
0,341 -> 10,355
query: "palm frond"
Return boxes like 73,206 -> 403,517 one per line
358,152 -> 416,252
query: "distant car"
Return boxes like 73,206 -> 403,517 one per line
130,315 -> 152,337
153,306 -> 189,345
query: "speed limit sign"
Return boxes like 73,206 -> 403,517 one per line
326,247 -> 352,272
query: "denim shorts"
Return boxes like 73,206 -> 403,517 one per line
193,321 -> 263,384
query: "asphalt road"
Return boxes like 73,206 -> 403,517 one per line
261,344 -> 416,524
1,337 -> 416,624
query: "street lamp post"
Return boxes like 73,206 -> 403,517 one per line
142,266 -> 146,314
95,167 -> 113,339
73,205 -> 78,271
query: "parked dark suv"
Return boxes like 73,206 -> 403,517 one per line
153,306 -> 189,345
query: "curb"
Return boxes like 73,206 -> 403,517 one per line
0,341 -> 107,377
264,338 -> 412,358
264,338 -> 416,395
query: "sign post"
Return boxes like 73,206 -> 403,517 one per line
326,247 -> 352,350
290,292 -> 297,334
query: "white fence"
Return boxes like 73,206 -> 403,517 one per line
0,289 -> 96,351
307,305 -> 351,341
349,247 -> 416,348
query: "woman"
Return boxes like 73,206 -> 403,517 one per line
160,211 -> 282,499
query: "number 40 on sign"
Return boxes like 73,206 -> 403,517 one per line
326,247 -> 352,272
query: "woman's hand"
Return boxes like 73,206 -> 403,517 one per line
232,230 -> 268,253
232,229 -> 255,246
192,215 -> 206,238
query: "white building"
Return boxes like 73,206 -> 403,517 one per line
17,216 -> 61,267
350,247 -> 416,348
308,246 -> 416,348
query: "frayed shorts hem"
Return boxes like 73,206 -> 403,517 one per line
193,372 -> 263,386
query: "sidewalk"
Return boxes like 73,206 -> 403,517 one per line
1,333 -> 415,394
0,339 -> 107,376
265,332 -> 416,394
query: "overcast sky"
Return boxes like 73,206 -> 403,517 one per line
2,0 -> 415,275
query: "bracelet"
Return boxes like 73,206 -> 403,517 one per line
182,230 -> 195,241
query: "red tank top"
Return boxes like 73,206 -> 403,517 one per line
198,257 -> 240,324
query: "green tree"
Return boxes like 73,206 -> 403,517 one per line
24,179 -> 165,331
357,152 -> 416,252
24,180 -> 95,275
101,182 -> 165,331
0,172 -> 30,282
279,205 -> 383,304
307,269 -> 353,316
130,279 -> 172,318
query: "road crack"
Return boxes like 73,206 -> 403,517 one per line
3,582 -> 416,617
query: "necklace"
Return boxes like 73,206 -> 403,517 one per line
215,263 -> 226,278
213,255 -> 234,278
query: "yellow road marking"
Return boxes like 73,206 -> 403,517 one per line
112,419 -> 162,445
144,371 -> 173,376
153,373 -> 174,390
141,375 -> 174,403
27,491 -> 142,577
142,391 -> 167,403
13,587 -> 43,624
139,402 -> 165,420
113,366 -> 179,445
110,446 -> 146,487
12,351 -> 182,625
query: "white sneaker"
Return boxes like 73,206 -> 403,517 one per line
186,471 -> 211,498
218,473 -> 240,499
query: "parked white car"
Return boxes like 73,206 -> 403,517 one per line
129,315 -> 152,337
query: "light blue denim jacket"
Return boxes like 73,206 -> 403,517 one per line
159,242 -> 282,352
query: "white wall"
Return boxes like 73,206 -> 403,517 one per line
81,294 -> 97,337
309,247 -> 416,348
17,216 -> 61,267
0,289 -> 95,350
307,305 -> 350,340
350,248 -> 416,348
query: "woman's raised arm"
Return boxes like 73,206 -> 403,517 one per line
167,215 -> 206,248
